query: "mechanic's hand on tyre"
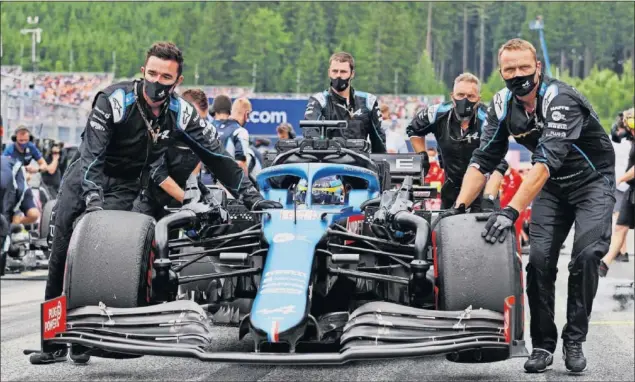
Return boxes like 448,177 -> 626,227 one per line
481,206 -> 519,244
73,193 -> 104,229
439,203 -> 466,219
251,199 -> 283,211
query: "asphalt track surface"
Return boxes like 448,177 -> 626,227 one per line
2,230 -> 634,381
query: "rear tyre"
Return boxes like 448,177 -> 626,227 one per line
64,210 -> 156,310
435,213 -> 523,361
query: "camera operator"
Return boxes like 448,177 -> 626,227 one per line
40,143 -> 63,196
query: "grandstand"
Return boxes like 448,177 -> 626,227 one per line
1,65 -> 445,143
1,64 -> 531,166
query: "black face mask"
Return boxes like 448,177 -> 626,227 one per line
454,98 -> 477,119
144,78 -> 175,102
330,77 -> 350,92
504,71 -> 537,97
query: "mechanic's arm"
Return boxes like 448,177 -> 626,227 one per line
178,112 -> 263,209
233,127 -> 250,174
455,104 -> 510,208
149,154 -> 185,203
79,94 -> 115,206
192,162 -> 202,176
483,172 -> 504,198
31,145 -> 48,173
507,94 -> 583,213
406,107 -> 437,153
483,159 -> 508,197
368,100 -> 387,153
618,166 -> 635,185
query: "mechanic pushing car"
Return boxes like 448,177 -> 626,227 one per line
447,38 -> 616,374
131,88 -> 213,220
32,41 -> 279,365
407,73 -> 509,211
304,51 -> 386,154
600,107 -> 635,276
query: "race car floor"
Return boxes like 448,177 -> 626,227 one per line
2,230 -> 633,381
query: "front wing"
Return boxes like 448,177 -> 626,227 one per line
28,298 -> 528,365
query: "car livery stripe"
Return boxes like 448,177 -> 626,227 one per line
432,230 -> 439,309
503,295 -> 515,343
270,321 -> 280,343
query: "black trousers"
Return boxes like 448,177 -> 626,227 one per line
131,191 -> 170,221
616,187 -> 634,229
45,160 -> 140,300
526,179 -> 615,353
440,179 -> 483,211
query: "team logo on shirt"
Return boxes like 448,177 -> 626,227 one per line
551,111 -> 566,121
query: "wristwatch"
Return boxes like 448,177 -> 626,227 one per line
483,193 -> 497,202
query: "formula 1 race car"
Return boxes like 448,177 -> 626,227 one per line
25,121 -> 528,365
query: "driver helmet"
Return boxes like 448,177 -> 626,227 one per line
295,176 -> 345,205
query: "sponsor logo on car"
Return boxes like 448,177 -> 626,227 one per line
280,210 -> 319,220
41,296 -> 67,343
272,233 -> 295,243
257,305 -> 296,315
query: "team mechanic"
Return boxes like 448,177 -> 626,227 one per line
407,72 -> 509,211
0,155 -> 29,275
32,42 -> 279,365
211,95 -> 252,174
304,51 -> 386,153
449,38 -> 615,374
131,88 -> 214,220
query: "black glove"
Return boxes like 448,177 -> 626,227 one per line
482,206 -> 519,244
439,203 -> 466,219
419,151 -> 430,178
73,193 -> 103,229
431,203 -> 466,230
85,192 -> 104,212
251,199 -> 283,211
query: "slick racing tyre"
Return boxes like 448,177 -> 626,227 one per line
434,212 -> 524,363
64,210 -> 155,310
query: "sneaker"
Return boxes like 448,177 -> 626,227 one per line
524,348 -> 554,373
69,345 -> 91,364
616,252 -> 630,262
29,347 -> 68,365
599,260 -> 609,277
563,341 -> 587,373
